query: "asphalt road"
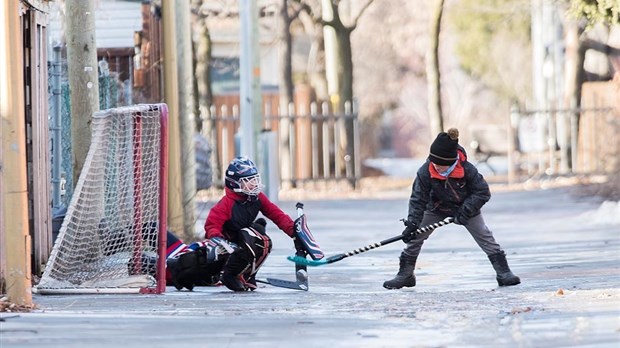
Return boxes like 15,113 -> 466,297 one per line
2,186 -> 619,347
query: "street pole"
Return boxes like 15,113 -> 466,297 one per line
175,0 -> 196,240
65,0 -> 99,183
531,0 -> 546,175
239,0 -> 262,160
162,1 -> 185,236
0,0 -> 32,306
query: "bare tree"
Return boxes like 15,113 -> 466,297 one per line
320,0 -> 375,185
191,0 -> 220,185
320,0 -> 374,110
191,0 -> 214,133
277,0 -> 300,112
426,0 -> 445,137
275,0 -> 309,186
296,1 -> 328,101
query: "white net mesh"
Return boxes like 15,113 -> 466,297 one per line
37,104 -> 167,294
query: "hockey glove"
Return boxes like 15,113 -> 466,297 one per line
454,209 -> 470,226
211,237 -> 236,254
401,220 -> 418,243
293,215 -> 324,260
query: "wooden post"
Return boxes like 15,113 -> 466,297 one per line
0,0 -> 32,306
162,0 -> 185,236
65,0 -> 99,182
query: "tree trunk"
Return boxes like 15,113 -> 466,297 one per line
278,0 -> 294,111
426,0 -> 445,138
277,0 -> 293,187
297,10 -> 328,101
336,27 -> 356,186
562,21 -> 585,171
191,1 -> 219,187
324,5 -> 353,184
321,0 -> 374,187
192,1 -> 213,133
66,0 -> 99,183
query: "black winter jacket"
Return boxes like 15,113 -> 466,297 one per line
407,156 -> 491,226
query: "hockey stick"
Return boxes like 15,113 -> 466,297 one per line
255,269 -> 308,291
287,217 -> 454,267
255,203 -> 310,291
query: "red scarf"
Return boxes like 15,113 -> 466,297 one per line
429,151 -> 465,180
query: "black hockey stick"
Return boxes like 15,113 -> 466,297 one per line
255,203 -> 310,291
255,269 -> 308,291
287,217 -> 454,267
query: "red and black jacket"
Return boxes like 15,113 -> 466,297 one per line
407,146 -> 491,225
204,188 -> 294,241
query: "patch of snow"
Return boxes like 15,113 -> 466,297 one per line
580,200 -> 620,225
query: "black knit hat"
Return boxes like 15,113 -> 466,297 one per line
428,128 -> 459,166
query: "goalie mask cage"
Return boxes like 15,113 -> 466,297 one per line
37,104 -> 168,294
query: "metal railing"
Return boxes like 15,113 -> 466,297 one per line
48,54 -> 132,208
514,107 -> 617,176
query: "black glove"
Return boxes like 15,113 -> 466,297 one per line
454,209 -> 470,226
401,220 -> 419,243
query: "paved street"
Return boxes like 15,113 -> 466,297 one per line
1,186 -> 619,347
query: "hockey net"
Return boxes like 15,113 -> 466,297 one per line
37,104 -> 168,294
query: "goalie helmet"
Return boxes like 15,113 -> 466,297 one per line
225,156 -> 262,196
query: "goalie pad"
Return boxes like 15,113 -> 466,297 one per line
237,226 -> 272,274
167,238 -> 237,290
294,214 -> 324,260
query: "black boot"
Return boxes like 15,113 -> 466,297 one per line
383,255 -> 417,289
220,272 -> 250,291
488,251 -> 520,286
221,250 -> 252,291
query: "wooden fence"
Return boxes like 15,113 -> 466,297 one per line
511,107 -> 617,177
576,81 -> 620,174
204,100 -> 360,188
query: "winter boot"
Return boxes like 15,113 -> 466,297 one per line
220,272 -> 253,291
488,251 -> 520,286
221,250 -> 252,291
383,255 -> 417,289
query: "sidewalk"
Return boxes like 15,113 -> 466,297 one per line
2,186 -> 619,347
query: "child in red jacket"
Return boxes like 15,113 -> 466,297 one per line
167,156 -> 300,292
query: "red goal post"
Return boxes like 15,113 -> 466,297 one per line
36,104 -> 168,294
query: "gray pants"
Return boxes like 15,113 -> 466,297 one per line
402,211 -> 502,258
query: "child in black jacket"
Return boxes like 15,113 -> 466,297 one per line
383,128 -> 520,289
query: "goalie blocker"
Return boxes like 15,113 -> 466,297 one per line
293,210 -> 324,261
255,202 -> 322,291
